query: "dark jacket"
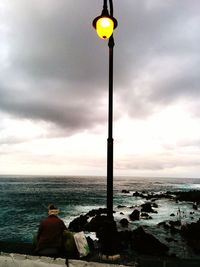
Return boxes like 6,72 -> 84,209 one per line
36,215 -> 67,252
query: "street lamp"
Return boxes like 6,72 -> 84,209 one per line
93,0 -> 118,219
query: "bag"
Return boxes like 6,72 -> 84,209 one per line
63,230 -> 78,258
73,231 -> 90,257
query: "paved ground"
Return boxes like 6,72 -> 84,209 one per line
1,241 -> 200,267
1,253 -> 200,267
137,256 -> 200,267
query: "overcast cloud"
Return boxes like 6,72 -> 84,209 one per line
0,0 -> 200,177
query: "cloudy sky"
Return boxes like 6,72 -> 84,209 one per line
0,0 -> 200,178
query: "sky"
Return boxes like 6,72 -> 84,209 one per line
0,0 -> 200,178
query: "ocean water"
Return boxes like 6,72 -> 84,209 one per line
0,175 -> 200,253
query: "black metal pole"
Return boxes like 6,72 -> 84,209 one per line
107,34 -> 114,219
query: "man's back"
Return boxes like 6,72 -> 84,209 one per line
36,204 -> 67,255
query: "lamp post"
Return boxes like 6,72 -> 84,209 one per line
93,0 -> 118,219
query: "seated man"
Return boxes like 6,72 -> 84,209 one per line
35,204 -> 67,257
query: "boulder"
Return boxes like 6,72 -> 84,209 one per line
169,220 -> 181,227
141,202 -> 157,213
85,215 -> 108,232
68,215 -> 88,232
86,208 -> 107,217
122,189 -> 130,194
133,191 -> 145,198
120,218 -> 129,227
181,219 -> 200,253
129,209 -> 140,221
131,226 -> 169,255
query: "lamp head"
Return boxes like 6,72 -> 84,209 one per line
93,8 -> 118,39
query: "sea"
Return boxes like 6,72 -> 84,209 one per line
1,175 -> 200,258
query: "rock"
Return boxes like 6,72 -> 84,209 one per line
122,189 -> 130,194
68,215 -> 88,232
86,208 -> 107,217
133,191 -> 144,197
129,209 -> 140,221
165,237 -> 177,243
120,218 -> 129,227
170,213 -> 175,216
157,221 -> 170,230
174,190 -> 200,202
141,202 -> 157,213
181,219 -> 200,253
85,215 -> 108,232
131,226 -> 169,255
169,220 -> 181,227
181,219 -> 200,239
145,192 -> 174,200
193,203 -> 198,210
118,230 -> 133,249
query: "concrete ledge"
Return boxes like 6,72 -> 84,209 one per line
0,253 -> 131,267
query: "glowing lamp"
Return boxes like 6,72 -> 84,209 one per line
93,12 -> 117,39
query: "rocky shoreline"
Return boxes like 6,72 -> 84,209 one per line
68,190 -> 200,260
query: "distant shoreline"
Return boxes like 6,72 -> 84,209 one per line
0,174 -> 200,179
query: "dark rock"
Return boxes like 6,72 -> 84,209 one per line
193,203 -> 198,210
122,189 -> 130,194
68,215 -> 88,232
181,219 -> 200,240
169,220 -> 181,227
86,208 -> 107,217
141,202 -> 157,213
120,218 -> 129,227
131,226 -> 169,255
174,190 -> 200,202
129,209 -> 140,221
157,221 -> 171,230
170,213 -> 175,216
133,191 -> 144,197
85,215 -> 108,232
118,230 -> 133,249
181,220 -> 200,253
145,192 -> 174,200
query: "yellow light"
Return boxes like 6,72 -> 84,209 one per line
96,17 -> 114,39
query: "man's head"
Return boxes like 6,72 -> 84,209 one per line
48,204 -> 59,216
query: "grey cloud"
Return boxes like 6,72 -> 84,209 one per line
149,62 -> 200,105
0,82 -> 107,134
0,0 -> 113,134
6,0 -> 108,84
114,0 -> 200,117
1,0 -> 200,133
